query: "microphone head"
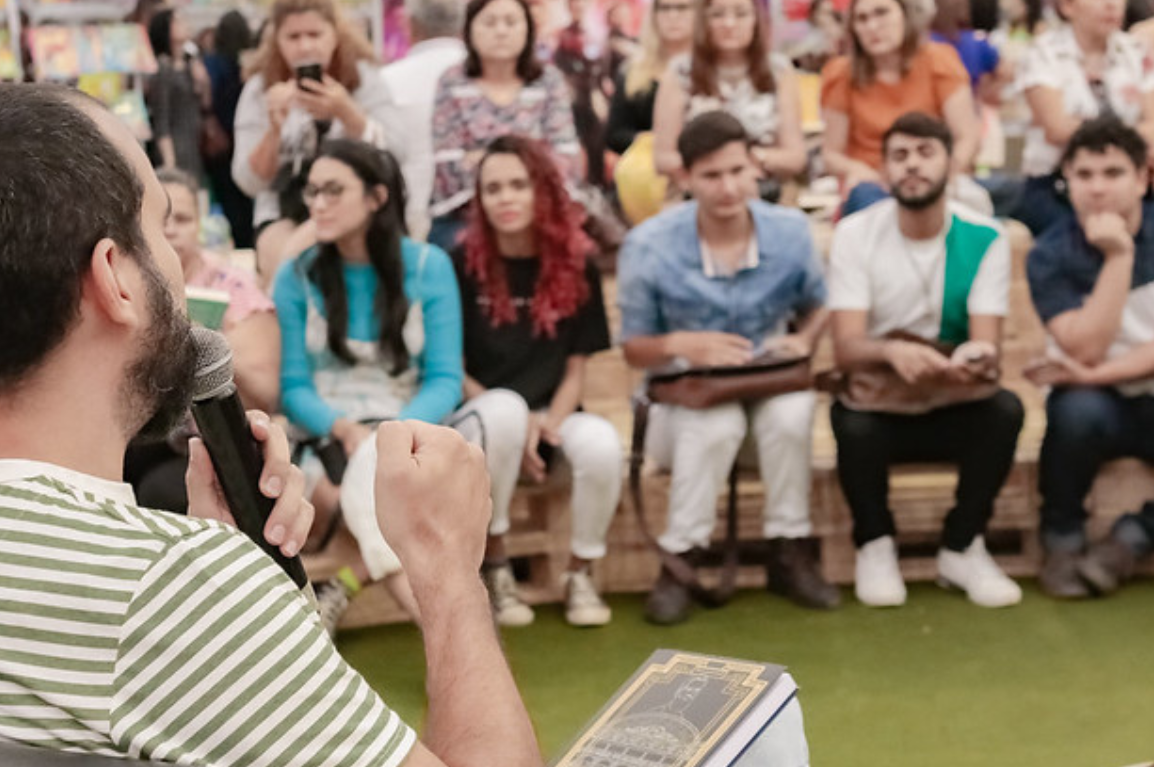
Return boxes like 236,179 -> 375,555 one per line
191,326 -> 236,402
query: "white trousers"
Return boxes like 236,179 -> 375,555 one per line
550,411 -> 623,560
645,391 -> 816,554
452,393 -> 623,560
340,389 -> 621,579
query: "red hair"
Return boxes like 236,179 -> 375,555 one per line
463,136 -> 593,338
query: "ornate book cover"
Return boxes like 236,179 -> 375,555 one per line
551,650 -> 797,767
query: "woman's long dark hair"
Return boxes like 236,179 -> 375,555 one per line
307,139 -> 411,375
463,0 -> 544,82
148,8 -> 176,59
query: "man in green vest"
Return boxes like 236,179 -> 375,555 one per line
826,111 -> 1026,609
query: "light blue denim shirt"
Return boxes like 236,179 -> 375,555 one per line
617,200 -> 826,344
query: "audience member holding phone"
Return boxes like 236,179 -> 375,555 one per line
233,0 -> 393,286
454,136 -> 622,628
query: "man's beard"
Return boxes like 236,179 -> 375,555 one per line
122,263 -> 197,441
892,174 -> 949,211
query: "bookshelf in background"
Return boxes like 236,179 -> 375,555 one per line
0,0 -> 22,81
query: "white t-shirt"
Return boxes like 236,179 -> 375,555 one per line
827,199 -> 1010,341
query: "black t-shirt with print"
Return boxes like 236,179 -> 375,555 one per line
454,252 -> 611,410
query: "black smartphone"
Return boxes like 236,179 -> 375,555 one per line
536,440 -> 556,472
295,63 -> 323,86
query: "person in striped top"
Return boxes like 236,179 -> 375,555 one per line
0,83 -> 540,767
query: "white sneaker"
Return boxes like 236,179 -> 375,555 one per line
562,569 -> 611,627
484,563 -> 535,627
855,536 -> 907,607
937,536 -> 1022,608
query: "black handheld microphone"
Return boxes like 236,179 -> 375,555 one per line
190,327 -> 310,589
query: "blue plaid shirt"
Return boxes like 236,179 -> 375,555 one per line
618,200 -> 826,345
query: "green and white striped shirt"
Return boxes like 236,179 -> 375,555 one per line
0,460 -> 416,766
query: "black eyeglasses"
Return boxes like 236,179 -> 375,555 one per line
656,2 -> 693,13
302,182 -> 346,207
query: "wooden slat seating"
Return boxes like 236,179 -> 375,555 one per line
302,221 -> 1153,629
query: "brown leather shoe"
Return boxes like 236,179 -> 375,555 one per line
1039,549 -> 1090,599
645,555 -> 694,625
1077,536 -> 1138,595
767,537 -> 841,610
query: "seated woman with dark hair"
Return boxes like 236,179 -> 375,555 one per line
455,135 -> 622,628
273,138 -> 526,632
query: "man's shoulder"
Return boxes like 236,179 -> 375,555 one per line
0,467 -> 234,562
749,201 -> 811,249
947,202 -> 1005,245
625,202 -> 697,249
1029,216 -> 1085,269
832,198 -> 898,242
749,199 -> 808,228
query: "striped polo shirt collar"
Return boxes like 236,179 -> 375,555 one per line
0,458 -> 136,505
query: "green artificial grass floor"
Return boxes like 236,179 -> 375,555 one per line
338,580 -> 1154,767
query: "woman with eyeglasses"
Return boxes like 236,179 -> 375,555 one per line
428,0 -> 580,253
1011,0 -> 1154,235
273,139 -> 525,632
605,0 -> 694,156
651,0 -> 808,187
820,0 -> 980,216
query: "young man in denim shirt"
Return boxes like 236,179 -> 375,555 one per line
618,110 -> 838,624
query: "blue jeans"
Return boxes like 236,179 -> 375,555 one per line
1038,387 -> 1154,555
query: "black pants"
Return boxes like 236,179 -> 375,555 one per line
830,390 -> 1024,551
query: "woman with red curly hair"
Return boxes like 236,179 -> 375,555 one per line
455,135 -> 622,628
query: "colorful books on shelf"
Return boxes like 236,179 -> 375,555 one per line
77,72 -> 152,141
551,650 -> 799,767
29,22 -> 156,79
0,29 -> 20,81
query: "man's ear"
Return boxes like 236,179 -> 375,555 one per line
84,239 -> 148,329
673,168 -> 690,196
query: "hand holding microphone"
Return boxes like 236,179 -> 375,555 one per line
187,327 -> 312,589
